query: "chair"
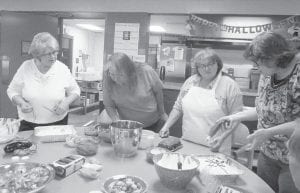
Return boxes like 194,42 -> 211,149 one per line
231,123 -> 254,169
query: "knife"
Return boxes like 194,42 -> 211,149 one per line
208,121 -> 223,138
42,105 -> 56,114
209,120 -> 231,138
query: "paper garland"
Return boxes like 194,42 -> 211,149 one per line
190,15 -> 299,34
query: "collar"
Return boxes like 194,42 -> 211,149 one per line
196,71 -> 222,89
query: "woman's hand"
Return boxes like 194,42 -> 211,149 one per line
246,129 -> 270,151
159,126 -> 169,138
215,114 -> 239,130
54,100 -> 69,115
209,135 -> 225,152
20,102 -> 33,113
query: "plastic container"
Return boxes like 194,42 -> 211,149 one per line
138,130 -> 155,150
34,125 -> 76,142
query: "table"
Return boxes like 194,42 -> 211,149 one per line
0,129 -> 274,193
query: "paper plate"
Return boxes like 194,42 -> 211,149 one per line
194,154 -> 244,176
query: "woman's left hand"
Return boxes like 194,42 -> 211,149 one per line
54,100 -> 69,115
209,136 -> 225,152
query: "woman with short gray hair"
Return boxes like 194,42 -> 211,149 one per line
7,32 -> 80,131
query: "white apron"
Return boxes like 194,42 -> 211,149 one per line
182,75 -> 232,155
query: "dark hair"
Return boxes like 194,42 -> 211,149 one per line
244,31 -> 296,68
192,47 -> 223,76
103,53 -> 137,94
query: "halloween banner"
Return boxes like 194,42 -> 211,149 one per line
190,15 -> 299,34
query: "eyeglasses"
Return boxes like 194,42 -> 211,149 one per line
196,62 -> 216,70
253,57 -> 273,67
108,71 -> 125,77
40,50 -> 59,57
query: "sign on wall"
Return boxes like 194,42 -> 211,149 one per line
114,23 -> 140,57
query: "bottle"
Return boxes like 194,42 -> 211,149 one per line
227,68 -> 235,78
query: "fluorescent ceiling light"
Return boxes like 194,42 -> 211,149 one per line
223,17 -> 272,26
76,24 -> 104,32
150,25 -> 166,32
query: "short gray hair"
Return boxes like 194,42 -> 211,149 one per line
28,32 -> 59,58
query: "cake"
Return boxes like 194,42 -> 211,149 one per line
158,136 -> 182,151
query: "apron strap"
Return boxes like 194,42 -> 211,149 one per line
211,72 -> 222,91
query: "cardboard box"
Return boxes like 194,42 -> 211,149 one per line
50,155 -> 85,177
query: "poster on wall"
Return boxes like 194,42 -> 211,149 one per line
114,23 -> 140,58
173,46 -> 184,60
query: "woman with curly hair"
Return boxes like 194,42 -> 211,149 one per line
217,32 -> 300,193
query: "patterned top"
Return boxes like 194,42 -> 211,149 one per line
256,63 -> 300,164
173,72 -> 243,115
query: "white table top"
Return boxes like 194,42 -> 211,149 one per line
0,128 -> 274,193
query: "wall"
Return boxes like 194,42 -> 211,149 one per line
0,11 -> 58,117
1,0 -> 300,15
104,12 -> 150,65
64,25 -> 104,80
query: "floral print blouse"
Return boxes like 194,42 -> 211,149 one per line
256,63 -> 300,164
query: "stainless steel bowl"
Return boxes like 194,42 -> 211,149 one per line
103,175 -> 147,193
0,162 -> 55,193
110,120 -> 143,157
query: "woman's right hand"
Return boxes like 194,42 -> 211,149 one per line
20,102 -> 33,113
159,127 -> 169,138
215,114 -> 239,130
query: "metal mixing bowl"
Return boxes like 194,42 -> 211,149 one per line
110,120 -> 143,157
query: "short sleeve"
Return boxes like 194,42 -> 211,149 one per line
7,62 -> 26,100
225,78 -> 243,114
173,75 -> 197,113
64,67 -> 80,97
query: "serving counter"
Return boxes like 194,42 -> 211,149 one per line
0,128 -> 273,193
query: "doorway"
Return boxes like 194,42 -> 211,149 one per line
62,19 -> 105,114
62,19 -> 105,80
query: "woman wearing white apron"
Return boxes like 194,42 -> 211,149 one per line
159,48 -> 245,155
